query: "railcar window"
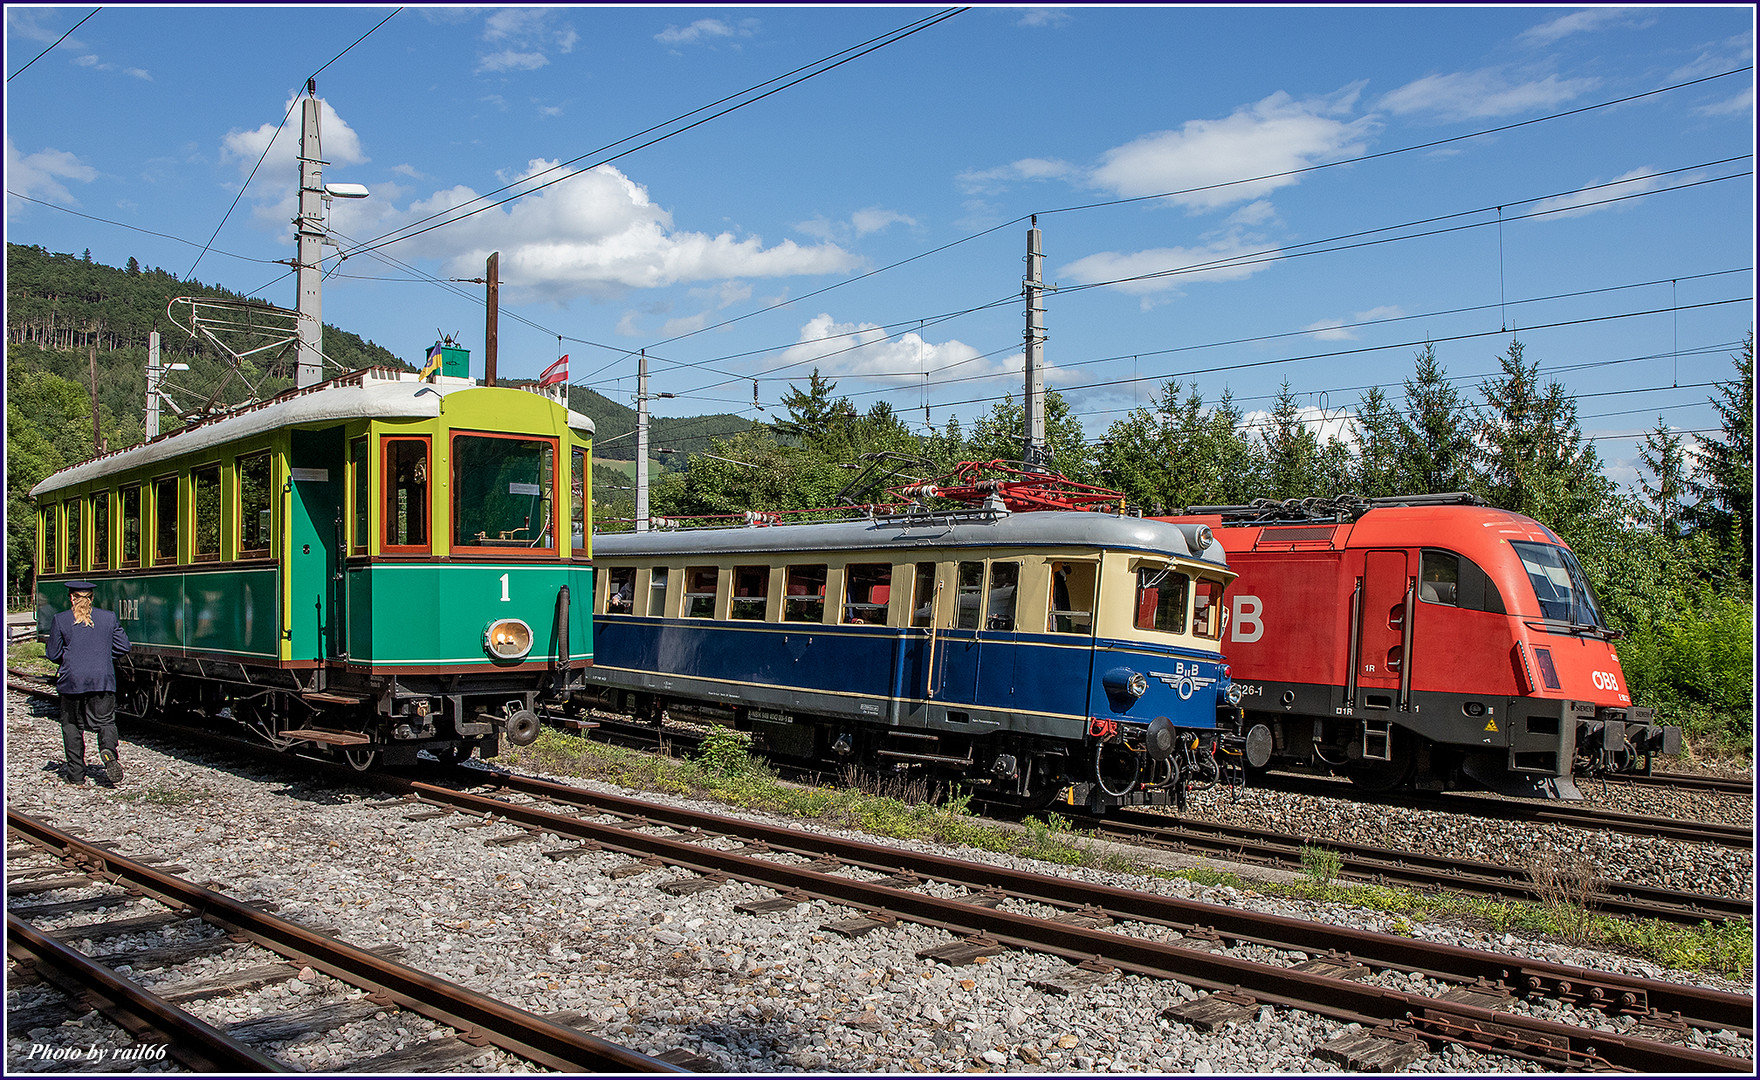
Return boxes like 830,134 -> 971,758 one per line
571,448 -> 587,555
90,492 -> 109,570
730,565 -> 770,620
684,566 -> 718,618
350,439 -> 368,553
647,567 -> 669,616
1135,565 -> 1189,634
193,466 -> 221,562
1047,561 -> 1095,634
956,562 -> 984,629
784,564 -> 827,622
986,562 -> 1020,631
1193,579 -> 1224,639
606,567 -> 636,614
382,438 -> 430,552
65,497 -> 82,573
910,562 -> 936,628
120,486 -> 141,567
843,563 -> 892,625
1419,551 -> 1459,605
241,452 -> 273,558
453,434 -> 556,552
153,476 -> 179,565
41,505 -> 58,573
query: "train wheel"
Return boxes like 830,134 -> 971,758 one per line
341,747 -> 379,772
1344,731 -> 1417,792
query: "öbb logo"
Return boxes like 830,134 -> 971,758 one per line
1591,670 -> 1620,691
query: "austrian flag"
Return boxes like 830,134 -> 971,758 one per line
539,355 -> 568,386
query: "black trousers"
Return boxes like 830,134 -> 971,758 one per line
60,692 -> 119,772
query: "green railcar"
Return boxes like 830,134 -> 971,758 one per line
30,368 -> 594,767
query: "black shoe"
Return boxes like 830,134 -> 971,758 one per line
62,766 -> 86,785
101,749 -> 123,784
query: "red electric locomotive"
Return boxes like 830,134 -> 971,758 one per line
1157,494 -> 1680,800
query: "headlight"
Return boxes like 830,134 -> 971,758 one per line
1226,682 -> 1245,706
1103,667 -> 1148,701
484,618 -> 533,661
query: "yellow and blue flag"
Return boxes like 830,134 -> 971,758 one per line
418,343 -> 444,380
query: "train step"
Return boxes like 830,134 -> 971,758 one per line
300,691 -> 371,706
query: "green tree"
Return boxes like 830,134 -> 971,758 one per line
1683,333 -> 1754,584
1397,343 -> 1478,495
1351,385 -> 1404,498
966,390 -> 1092,482
1257,381 -> 1325,498
1473,339 -> 1609,528
1636,419 -> 1691,540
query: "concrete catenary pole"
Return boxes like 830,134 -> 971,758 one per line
636,350 -> 650,533
294,86 -> 326,389
145,331 -> 160,438
1022,216 -> 1047,469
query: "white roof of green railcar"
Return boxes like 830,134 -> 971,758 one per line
30,369 -> 594,497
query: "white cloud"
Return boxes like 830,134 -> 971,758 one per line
391,164 -> 427,180
656,18 -> 758,47
124,67 -> 151,81
798,207 -> 918,241
1304,305 -> 1405,341
74,54 -> 98,67
781,314 -> 988,379
222,95 -> 368,174
1059,236 -> 1281,306
5,138 -> 99,212
1089,88 -> 1373,210
1240,403 -> 1355,446
1518,9 -> 1643,47
397,160 -> 860,304
1017,9 -> 1072,29
1533,168 -> 1664,219
1378,69 -> 1599,121
477,50 -> 548,74
956,157 -> 1077,196
1696,86 -> 1753,117
1227,200 -> 1277,227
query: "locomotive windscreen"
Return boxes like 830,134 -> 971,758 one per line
1510,541 -> 1605,629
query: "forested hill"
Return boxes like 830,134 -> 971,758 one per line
561,385 -> 752,465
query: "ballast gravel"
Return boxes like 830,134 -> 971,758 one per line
5,688 -> 1753,1074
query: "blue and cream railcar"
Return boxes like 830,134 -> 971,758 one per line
31,367 -> 595,767
580,509 -> 1242,811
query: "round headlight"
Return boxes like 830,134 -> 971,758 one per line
1226,682 -> 1245,706
1127,672 -> 1148,698
484,618 -> 534,661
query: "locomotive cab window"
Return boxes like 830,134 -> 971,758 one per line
193,466 -> 221,562
241,452 -> 273,558
1135,564 -> 1189,634
453,433 -> 557,554
1047,561 -> 1095,634
120,485 -> 141,567
382,437 -> 430,553
843,563 -> 892,625
606,567 -> 636,613
1419,548 -> 1505,614
1192,578 -> 1225,640
153,475 -> 179,565
41,504 -> 58,573
65,496 -> 82,573
647,567 -> 669,616
910,562 -> 936,628
684,566 -> 719,618
986,561 -> 1020,631
90,492 -> 110,570
730,565 -> 770,621
784,564 -> 827,623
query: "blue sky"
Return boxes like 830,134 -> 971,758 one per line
5,5 -> 1754,489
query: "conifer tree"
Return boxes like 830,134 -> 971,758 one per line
1396,343 -> 1477,495
1474,339 -> 1609,529
1684,333 -> 1755,582
1636,419 -> 1690,540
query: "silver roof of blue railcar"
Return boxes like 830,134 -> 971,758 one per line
594,509 -> 1229,570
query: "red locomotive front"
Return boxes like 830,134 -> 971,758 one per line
1159,495 -> 1678,799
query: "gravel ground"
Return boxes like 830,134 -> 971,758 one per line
5,688 -> 1753,1074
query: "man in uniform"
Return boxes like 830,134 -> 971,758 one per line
44,582 -> 132,785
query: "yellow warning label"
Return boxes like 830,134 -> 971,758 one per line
1484,718 -> 1499,733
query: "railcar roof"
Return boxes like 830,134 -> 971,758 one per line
30,371 -> 594,497
595,510 -> 1229,568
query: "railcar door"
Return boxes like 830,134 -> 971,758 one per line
289,428 -> 347,665
932,560 -> 986,706
1354,549 -> 1413,709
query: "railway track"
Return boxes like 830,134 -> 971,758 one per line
364,767 -> 1753,1073
5,811 -> 686,1073
1605,769 -> 1755,796
1249,770 -> 1754,849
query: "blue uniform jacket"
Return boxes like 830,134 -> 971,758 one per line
45,608 -> 132,694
